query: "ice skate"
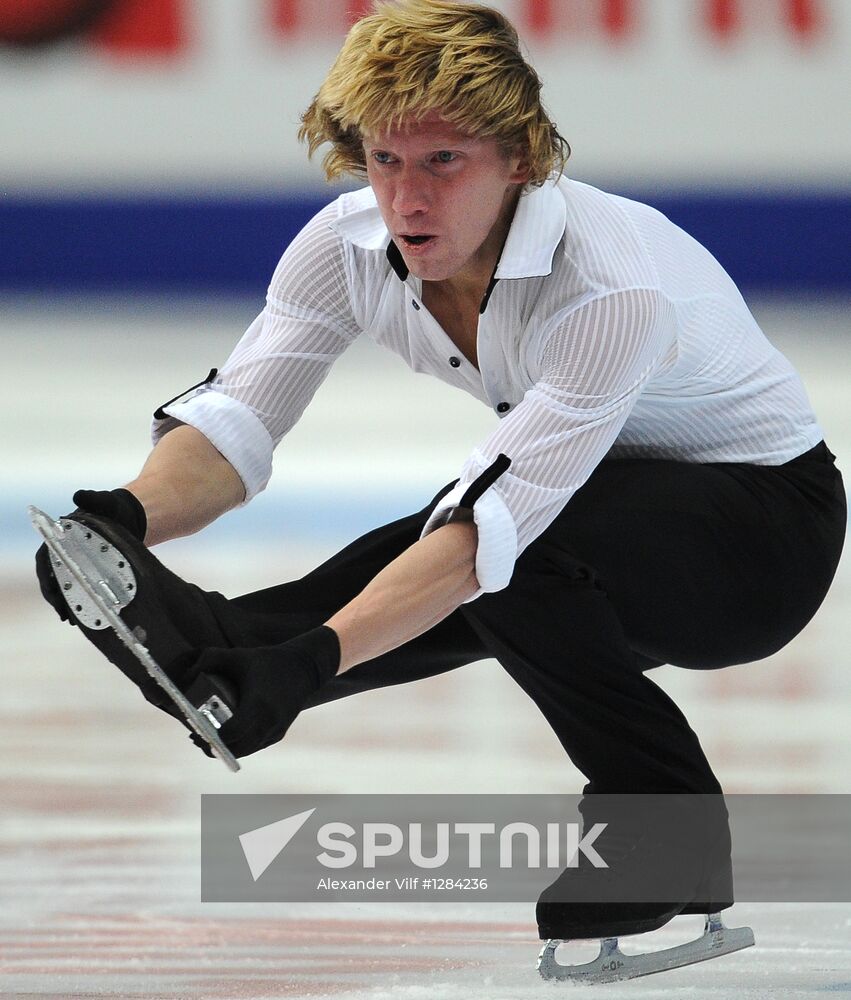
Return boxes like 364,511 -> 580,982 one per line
534,795 -> 752,981
30,505 -> 240,772
537,910 -> 755,982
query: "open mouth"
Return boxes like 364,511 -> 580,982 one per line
400,234 -> 435,247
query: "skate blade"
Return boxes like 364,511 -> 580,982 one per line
537,912 -> 754,983
30,506 -> 240,773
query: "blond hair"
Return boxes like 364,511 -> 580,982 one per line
299,0 -> 569,187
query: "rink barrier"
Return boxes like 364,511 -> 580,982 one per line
3,189 -> 850,294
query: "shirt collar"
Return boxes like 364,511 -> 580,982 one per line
494,176 -> 567,280
328,176 -> 567,282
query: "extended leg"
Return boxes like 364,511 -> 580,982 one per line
214,485 -> 489,704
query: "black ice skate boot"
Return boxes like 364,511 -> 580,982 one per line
536,794 -> 730,940
534,796 -> 752,983
36,503 -> 238,719
679,816 -> 734,914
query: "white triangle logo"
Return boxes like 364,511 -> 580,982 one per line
239,807 -> 316,881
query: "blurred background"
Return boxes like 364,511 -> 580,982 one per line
1,2 -> 849,997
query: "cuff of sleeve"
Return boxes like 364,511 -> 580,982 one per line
420,482 -> 518,598
150,389 -> 274,502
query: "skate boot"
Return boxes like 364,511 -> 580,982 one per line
31,505 -> 241,770
535,794 -> 754,982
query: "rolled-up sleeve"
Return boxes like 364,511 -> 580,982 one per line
422,474 -> 518,592
150,203 -> 361,502
421,288 -> 676,597
152,379 -> 276,501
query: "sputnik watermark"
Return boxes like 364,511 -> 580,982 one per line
238,808 -> 608,882
202,794 -> 851,903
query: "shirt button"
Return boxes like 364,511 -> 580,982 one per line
449,356 -> 461,368
411,299 -> 421,311
497,401 -> 510,413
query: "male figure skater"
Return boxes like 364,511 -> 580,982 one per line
36,0 -> 845,978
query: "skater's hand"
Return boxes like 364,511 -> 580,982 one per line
70,488 -> 148,541
176,626 -> 340,759
34,488 -> 147,624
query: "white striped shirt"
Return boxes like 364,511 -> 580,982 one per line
153,176 -> 823,595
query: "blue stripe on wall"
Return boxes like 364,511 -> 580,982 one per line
2,189 -> 849,293
0,192 -> 331,295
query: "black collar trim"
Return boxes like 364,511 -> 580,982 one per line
479,273 -> 500,314
386,238 -> 500,314
386,241 -> 409,281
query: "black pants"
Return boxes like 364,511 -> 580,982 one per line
213,442 -> 846,795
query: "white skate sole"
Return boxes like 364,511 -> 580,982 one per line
537,911 -> 754,983
30,506 -> 240,773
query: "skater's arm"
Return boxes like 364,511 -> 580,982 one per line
125,425 -> 246,546
325,520 -> 479,672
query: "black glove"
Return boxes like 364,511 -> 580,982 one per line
35,487 -> 148,624
177,626 -> 341,760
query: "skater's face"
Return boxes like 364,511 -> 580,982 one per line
363,113 -> 529,286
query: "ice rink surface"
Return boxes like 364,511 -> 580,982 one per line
2,295 -> 849,998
